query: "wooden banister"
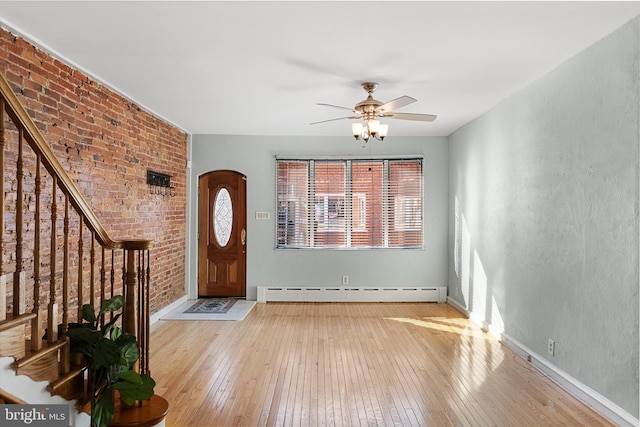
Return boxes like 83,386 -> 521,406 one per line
0,70 -> 122,250
0,68 -> 156,417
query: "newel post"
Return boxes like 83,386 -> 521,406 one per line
121,239 -> 153,375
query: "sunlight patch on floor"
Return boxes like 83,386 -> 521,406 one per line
384,316 -> 490,339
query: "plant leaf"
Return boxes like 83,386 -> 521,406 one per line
115,332 -> 137,346
82,304 -> 97,324
101,313 -> 123,337
93,339 -> 121,369
114,374 -> 156,405
110,325 -> 122,341
69,341 -> 95,360
116,369 -> 144,385
119,341 -> 139,368
99,295 -> 124,315
92,387 -> 114,427
67,327 -> 99,342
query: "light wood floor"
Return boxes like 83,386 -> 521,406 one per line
149,302 -> 612,427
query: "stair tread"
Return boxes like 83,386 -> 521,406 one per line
48,363 -> 88,389
48,366 -> 88,403
12,339 -> 67,369
0,312 -> 37,333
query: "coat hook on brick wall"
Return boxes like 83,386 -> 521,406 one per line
147,170 -> 175,197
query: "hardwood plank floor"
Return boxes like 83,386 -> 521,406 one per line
149,302 -> 613,427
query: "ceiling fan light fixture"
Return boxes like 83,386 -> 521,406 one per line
368,119 -> 380,136
353,120 -> 387,142
314,82 -> 436,141
379,123 -> 388,140
351,120 -> 389,142
352,123 -> 363,139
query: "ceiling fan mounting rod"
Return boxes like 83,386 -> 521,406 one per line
361,82 -> 378,94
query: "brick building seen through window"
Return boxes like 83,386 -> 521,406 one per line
277,158 -> 423,249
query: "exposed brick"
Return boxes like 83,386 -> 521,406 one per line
28,70 -> 48,86
0,27 -> 187,315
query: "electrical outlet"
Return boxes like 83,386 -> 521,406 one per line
547,339 -> 555,356
342,275 -> 349,285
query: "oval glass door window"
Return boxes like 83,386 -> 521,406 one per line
213,187 -> 233,247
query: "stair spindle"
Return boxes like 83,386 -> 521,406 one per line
100,246 -> 106,329
90,230 -> 96,308
61,194 -> 70,374
31,154 -> 42,351
47,177 -> 57,342
13,128 -> 24,316
77,218 -> 83,321
0,99 -> 5,322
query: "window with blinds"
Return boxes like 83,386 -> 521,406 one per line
276,157 -> 423,249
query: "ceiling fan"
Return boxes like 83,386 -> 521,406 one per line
311,82 -> 437,141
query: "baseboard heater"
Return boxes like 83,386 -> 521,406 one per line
257,286 -> 447,303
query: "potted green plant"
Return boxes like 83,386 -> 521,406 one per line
67,295 -> 156,427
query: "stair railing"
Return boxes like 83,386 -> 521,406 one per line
0,70 -> 152,386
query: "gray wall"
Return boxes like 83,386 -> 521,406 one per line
448,17 -> 639,416
189,16 -> 639,419
190,135 -> 449,301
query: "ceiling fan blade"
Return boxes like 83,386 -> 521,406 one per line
376,96 -> 416,113
310,116 -> 359,125
317,103 -> 356,112
383,112 -> 437,122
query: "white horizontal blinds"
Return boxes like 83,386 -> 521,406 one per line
313,160 -> 346,248
388,159 -> 423,248
276,157 -> 423,249
351,161 -> 384,247
276,160 -> 309,248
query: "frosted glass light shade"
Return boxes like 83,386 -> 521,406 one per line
352,123 -> 363,138
368,120 -> 380,135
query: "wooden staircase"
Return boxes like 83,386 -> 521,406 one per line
0,69 -> 167,426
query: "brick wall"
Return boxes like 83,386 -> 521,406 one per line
0,28 -> 187,313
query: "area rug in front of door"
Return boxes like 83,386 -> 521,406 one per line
160,299 -> 256,321
184,298 -> 236,314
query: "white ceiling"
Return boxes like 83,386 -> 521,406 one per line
1,1 -> 639,137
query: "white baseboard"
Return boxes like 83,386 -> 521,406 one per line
257,286 -> 447,303
150,295 -> 188,325
447,297 -> 639,427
